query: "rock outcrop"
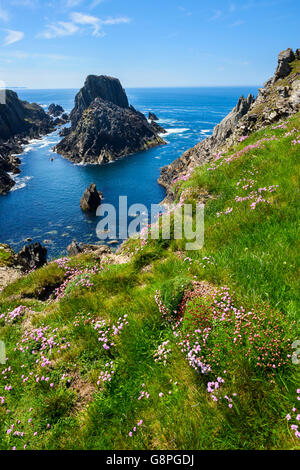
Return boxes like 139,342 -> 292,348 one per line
80,183 -> 103,212
17,242 -> 47,270
159,48 -> 300,203
148,112 -> 159,121
56,75 -> 165,164
70,75 -> 129,127
0,90 -> 55,194
48,103 -> 64,117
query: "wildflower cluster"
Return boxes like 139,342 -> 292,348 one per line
0,305 -> 30,325
52,257 -> 104,300
154,340 -> 172,366
286,390 -> 300,439
97,361 -> 115,386
94,314 -> 129,351
155,286 -> 294,409
128,419 -> 144,437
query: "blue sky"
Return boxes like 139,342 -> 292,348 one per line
0,0 -> 299,88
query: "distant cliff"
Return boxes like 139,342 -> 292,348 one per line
159,48 -> 300,203
56,75 -> 165,165
0,90 -> 55,194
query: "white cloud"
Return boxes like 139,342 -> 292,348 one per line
71,11 -> 101,36
90,0 -> 105,9
101,17 -> 131,25
38,21 -> 79,39
38,11 -> 131,39
0,6 -> 9,21
3,29 -> 24,46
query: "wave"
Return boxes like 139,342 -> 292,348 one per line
160,128 -> 189,137
10,175 -> 33,191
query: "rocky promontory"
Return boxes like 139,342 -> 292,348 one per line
159,48 -> 300,203
56,75 -> 166,165
0,90 -> 56,194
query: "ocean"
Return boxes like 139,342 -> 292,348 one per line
0,87 -> 258,258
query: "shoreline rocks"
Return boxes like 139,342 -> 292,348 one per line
17,242 -> 47,270
0,90 -> 57,195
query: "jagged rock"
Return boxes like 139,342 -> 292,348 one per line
148,112 -> 159,121
159,48 -> 300,204
70,75 -> 129,127
275,48 -> 295,80
59,127 -> 71,137
48,103 -> 64,117
56,75 -> 166,164
0,169 -> 15,194
17,242 -> 47,270
80,183 -> 103,212
67,240 -> 83,256
150,121 -> 167,134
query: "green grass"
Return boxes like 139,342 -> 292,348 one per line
0,113 -> 299,450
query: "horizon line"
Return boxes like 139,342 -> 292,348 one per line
5,84 -> 261,90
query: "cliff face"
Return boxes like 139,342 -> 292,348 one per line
0,90 -> 55,194
57,75 -> 165,164
159,48 -> 300,203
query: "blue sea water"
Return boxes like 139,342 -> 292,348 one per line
0,87 -> 258,258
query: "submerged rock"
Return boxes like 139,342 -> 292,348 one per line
80,183 -> 103,212
17,242 -> 47,270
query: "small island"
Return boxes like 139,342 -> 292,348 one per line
55,75 -> 166,165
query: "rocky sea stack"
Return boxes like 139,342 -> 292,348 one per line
80,182 -> 103,212
56,75 -> 166,164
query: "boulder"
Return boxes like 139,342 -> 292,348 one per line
275,48 -> 295,80
80,183 -> 103,212
17,242 -> 47,270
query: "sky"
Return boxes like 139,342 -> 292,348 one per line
0,0 -> 299,89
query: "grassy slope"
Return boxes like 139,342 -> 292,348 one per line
0,113 -> 299,450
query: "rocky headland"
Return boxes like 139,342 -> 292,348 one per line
55,75 -> 166,165
0,90 -> 60,195
159,48 -> 300,203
